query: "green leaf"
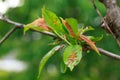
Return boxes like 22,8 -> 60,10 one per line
24,25 -> 44,34
63,45 -> 82,71
42,8 -> 72,45
60,61 -> 67,73
24,25 -> 30,34
42,8 -> 65,37
87,35 -> 103,42
79,26 -> 94,35
37,45 -> 63,80
65,18 -> 78,34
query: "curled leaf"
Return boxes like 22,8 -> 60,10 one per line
24,18 -> 51,34
61,19 -> 75,36
65,18 -> 78,35
80,35 -> 100,55
30,18 -> 51,31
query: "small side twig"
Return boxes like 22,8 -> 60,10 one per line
91,0 -> 112,33
0,13 -> 23,45
0,27 -> 17,45
91,0 -> 103,19
91,0 -> 120,47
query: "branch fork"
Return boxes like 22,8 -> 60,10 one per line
0,11 -> 120,60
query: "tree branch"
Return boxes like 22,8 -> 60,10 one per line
0,13 -> 24,28
0,13 -> 57,42
0,13 -> 120,60
0,27 -> 17,45
98,48 -> 120,60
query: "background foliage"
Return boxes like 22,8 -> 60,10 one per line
0,0 -> 120,80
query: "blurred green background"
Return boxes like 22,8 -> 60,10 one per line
0,0 -> 120,80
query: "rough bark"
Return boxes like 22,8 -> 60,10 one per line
99,0 -> 120,38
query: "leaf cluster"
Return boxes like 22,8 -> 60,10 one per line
24,8 -> 102,80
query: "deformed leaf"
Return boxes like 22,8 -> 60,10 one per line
65,18 -> 78,35
24,18 -> 51,34
63,45 -> 82,71
37,45 -> 63,80
61,19 -> 75,36
80,35 -> 100,55
31,18 -> 50,31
